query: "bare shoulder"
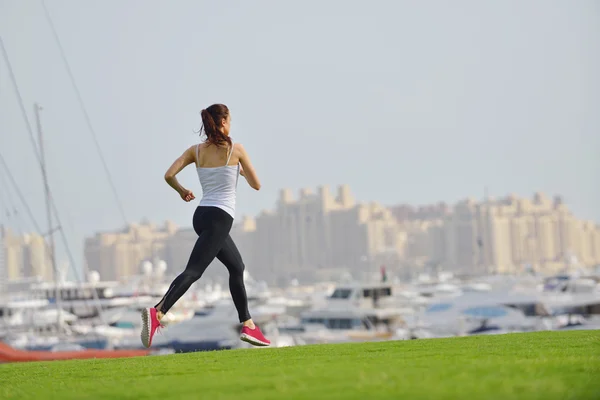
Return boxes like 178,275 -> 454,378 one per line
183,144 -> 200,164
196,142 -> 210,151
187,144 -> 199,156
193,142 -> 209,156
234,142 -> 247,155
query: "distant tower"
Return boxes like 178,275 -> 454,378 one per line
336,184 -> 355,208
279,188 -> 294,204
300,187 -> 313,198
318,185 -> 332,209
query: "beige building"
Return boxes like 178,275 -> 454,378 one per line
394,193 -> 600,275
84,185 -> 407,285
82,189 -> 600,286
0,226 -> 54,282
231,185 -> 406,285
84,220 -> 177,281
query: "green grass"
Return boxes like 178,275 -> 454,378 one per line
1,331 -> 598,400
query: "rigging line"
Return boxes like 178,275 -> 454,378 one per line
0,166 -> 16,222
1,35 -> 60,238
41,0 -> 128,225
2,35 -> 78,236
0,166 -> 12,207
1,36 -> 54,237
0,149 -> 42,234
1,150 -> 107,327
0,36 -> 42,165
0,175 -> 22,229
1,39 -> 107,323
0,150 -> 54,283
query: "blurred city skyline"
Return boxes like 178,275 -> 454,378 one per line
5,187 -> 600,288
1,0 -> 598,268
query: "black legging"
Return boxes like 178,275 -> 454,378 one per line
155,206 -> 251,322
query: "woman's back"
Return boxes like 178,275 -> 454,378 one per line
162,103 -> 261,215
196,142 -> 240,218
196,142 -> 240,168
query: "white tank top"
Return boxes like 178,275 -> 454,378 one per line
196,142 -> 240,218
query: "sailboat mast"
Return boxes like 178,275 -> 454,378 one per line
34,103 -> 62,329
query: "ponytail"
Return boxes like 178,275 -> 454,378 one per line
200,105 -> 232,147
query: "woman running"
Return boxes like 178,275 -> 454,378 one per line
140,103 -> 270,348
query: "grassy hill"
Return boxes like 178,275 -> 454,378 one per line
1,330 -> 598,400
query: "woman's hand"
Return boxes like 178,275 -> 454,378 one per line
179,188 -> 195,202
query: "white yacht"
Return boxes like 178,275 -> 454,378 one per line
277,281 -> 417,345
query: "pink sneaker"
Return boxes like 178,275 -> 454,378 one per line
140,308 -> 164,348
240,325 -> 270,347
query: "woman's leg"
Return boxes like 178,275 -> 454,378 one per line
216,235 -> 251,323
141,207 -> 231,348
216,235 -> 270,346
155,208 -> 232,315
154,229 -> 224,315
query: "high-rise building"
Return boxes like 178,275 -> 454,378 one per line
231,185 -> 406,285
83,189 -> 600,286
393,192 -> 600,275
84,220 -> 177,281
0,226 -> 53,281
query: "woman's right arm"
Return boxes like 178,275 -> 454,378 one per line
164,145 -> 197,201
237,143 -> 261,191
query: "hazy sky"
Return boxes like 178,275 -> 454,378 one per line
1,0 -> 599,270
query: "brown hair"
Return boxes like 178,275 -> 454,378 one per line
199,104 -> 231,147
